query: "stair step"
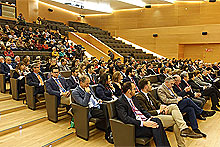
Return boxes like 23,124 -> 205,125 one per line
0,108 -> 47,134
0,99 -> 25,111
0,116 -> 72,146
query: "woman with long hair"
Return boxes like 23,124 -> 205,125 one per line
112,71 -> 123,97
12,62 -> 26,94
95,73 -> 113,101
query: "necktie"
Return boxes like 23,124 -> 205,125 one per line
129,99 -> 147,121
36,74 -> 44,85
55,79 -> 66,92
177,85 -> 182,91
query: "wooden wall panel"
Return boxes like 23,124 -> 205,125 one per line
84,2 -> 220,62
15,0 -> 220,62
38,2 -> 79,25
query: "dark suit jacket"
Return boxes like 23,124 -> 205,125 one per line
87,73 -> 97,85
123,76 -> 139,87
147,69 -> 156,75
1,63 -> 10,79
173,83 -> 188,97
72,85 -> 99,118
202,75 -> 212,83
12,70 -> 25,94
158,73 -> 167,83
67,76 -> 78,89
113,83 -> 122,97
72,85 -> 98,107
46,77 -> 70,98
95,84 -> 112,101
188,79 -> 203,91
179,80 -> 194,98
26,72 -> 45,96
136,92 -> 161,116
115,94 -> 151,127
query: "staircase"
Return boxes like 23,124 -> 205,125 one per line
69,21 -> 156,61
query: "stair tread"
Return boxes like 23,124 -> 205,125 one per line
0,117 -> 72,146
0,108 -> 47,131
0,100 -> 24,111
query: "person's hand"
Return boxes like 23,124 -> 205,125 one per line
184,86 -> 191,92
85,87 -> 90,93
177,97 -> 182,102
194,92 -> 201,98
66,91 -> 70,97
164,107 -> 169,115
98,99 -> 103,104
159,105 -> 167,113
143,119 -> 159,128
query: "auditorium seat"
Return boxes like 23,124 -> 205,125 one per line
107,101 -> 153,146
0,74 -> 6,93
69,21 -> 156,61
71,102 -> 108,141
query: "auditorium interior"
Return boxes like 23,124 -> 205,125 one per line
1,0 -> 220,146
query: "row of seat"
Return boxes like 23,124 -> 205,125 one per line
68,21 -> 156,61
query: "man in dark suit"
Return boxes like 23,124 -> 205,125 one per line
119,65 -> 126,79
67,67 -> 79,89
157,67 -> 168,83
1,56 -> 13,81
179,72 -> 206,108
46,67 -> 71,108
188,72 -> 220,111
146,64 -> 156,75
116,82 -> 170,146
202,68 -> 220,89
136,78 -> 202,146
86,64 -> 97,85
26,63 -> 45,101
123,67 -> 139,92
12,56 -> 20,69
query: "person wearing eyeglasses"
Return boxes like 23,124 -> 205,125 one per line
46,67 -> 71,111
157,77 -> 216,137
26,63 -> 45,103
123,67 -> 140,92
116,82 -> 171,147
86,64 -> 97,85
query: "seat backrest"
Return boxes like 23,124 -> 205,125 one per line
107,100 -> 117,119
150,75 -> 158,83
60,71 -> 71,78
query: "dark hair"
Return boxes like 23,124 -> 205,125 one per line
86,64 -> 93,73
51,67 -> 59,72
71,67 -> 77,73
79,75 -> 89,83
60,58 -> 65,63
206,67 -> 212,71
15,61 -> 25,72
160,67 -> 165,73
122,82 -> 132,94
99,73 -> 109,87
138,78 -> 150,90
125,67 -> 133,76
